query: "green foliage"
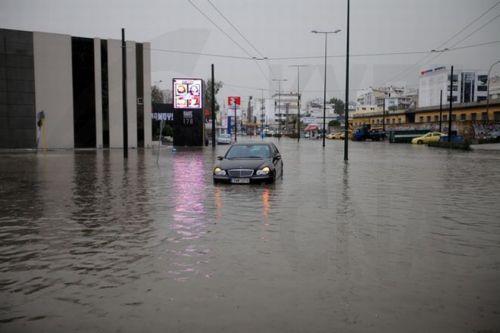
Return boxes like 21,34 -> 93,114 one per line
204,80 -> 223,114
329,97 -> 345,115
329,120 -> 340,127
151,85 -> 164,104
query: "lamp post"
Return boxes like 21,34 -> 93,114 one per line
289,65 -> 308,142
344,0 -> 350,161
272,78 -> 287,138
486,60 -> 500,115
311,29 -> 341,148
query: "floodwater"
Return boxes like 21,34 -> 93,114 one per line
1,138 -> 500,332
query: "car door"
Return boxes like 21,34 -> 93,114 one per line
271,144 -> 283,177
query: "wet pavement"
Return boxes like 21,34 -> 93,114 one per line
1,138 -> 500,332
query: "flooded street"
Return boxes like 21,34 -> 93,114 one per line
1,139 -> 500,332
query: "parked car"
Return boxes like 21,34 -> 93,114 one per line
217,134 -> 232,145
353,125 -> 385,141
213,143 -> 283,184
411,132 -> 445,144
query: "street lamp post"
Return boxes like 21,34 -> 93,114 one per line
272,78 -> 287,138
289,65 -> 309,142
311,29 -> 341,148
486,60 -> 500,115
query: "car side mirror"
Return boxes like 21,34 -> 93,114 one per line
274,154 -> 281,161
217,156 -> 223,160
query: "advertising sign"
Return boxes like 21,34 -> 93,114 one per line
228,96 -> 241,106
173,78 -> 203,109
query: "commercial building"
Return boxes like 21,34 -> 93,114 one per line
418,65 -> 488,108
351,99 -> 500,130
0,28 -> 152,149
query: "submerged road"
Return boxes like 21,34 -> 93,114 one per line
1,138 -> 500,332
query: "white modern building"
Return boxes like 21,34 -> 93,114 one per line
0,28 -> 152,149
418,65 -> 488,108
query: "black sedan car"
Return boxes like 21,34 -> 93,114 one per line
213,143 -> 283,184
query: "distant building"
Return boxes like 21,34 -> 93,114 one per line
0,28 -> 152,149
355,86 -> 417,114
488,75 -> 500,100
418,65 -> 488,108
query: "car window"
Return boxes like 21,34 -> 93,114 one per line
226,145 -> 271,159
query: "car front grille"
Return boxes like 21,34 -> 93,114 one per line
227,169 -> 254,178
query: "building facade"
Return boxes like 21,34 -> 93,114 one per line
0,28 -> 152,149
418,65 -> 488,108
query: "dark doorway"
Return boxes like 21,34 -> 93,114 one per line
72,37 -> 96,148
101,40 -> 109,148
136,43 -> 144,147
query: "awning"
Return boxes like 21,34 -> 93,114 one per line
304,124 -> 319,131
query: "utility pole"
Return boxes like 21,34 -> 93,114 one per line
382,97 -> 386,132
234,102 -> 237,142
272,78 -> 287,138
439,89 -> 443,133
344,0 -> 350,161
311,30 -> 341,147
121,28 -> 128,158
448,65 -> 454,142
211,64 -> 216,148
260,89 -> 265,140
290,65 -> 308,142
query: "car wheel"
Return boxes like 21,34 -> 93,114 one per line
417,140 -> 423,144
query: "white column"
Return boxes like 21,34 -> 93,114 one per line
107,39 -> 123,148
33,32 -> 74,149
143,42 -> 152,148
126,41 -> 137,148
94,38 -> 103,148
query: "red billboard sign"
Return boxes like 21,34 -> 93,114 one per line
228,96 -> 241,106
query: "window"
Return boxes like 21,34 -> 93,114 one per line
392,118 -> 395,124
427,116 -> 431,122
398,118 -> 402,124
482,112 -> 488,121
443,115 -> 447,121
477,86 -> 487,92
494,112 -> 500,122
447,96 -> 458,102
460,114 -> 466,121
471,113 -> 477,121
477,96 -> 487,101
434,115 -> 439,122
451,115 -> 456,121
419,116 -> 424,122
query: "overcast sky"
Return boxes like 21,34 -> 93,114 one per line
1,0 -> 499,106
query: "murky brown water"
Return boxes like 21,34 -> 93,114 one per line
1,139 -> 500,332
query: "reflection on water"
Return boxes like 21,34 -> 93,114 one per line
168,153 -> 209,281
1,141 -> 500,332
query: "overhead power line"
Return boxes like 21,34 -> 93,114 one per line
148,40 -> 500,60
206,0 -> 266,59
186,0 -> 254,58
384,1 -> 500,84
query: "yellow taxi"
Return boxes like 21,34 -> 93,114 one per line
411,132 -> 445,144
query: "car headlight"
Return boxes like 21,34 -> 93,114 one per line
256,166 -> 270,176
213,167 -> 226,176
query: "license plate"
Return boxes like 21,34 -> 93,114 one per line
231,178 -> 250,184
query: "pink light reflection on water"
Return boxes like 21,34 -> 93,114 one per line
167,153 -> 210,281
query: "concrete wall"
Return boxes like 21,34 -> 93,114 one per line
33,32 -> 74,149
94,38 -> 103,148
126,41 -> 137,148
143,43 -> 152,148
107,39 -> 123,148
0,29 -> 36,148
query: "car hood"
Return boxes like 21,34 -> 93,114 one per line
217,158 -> 272,170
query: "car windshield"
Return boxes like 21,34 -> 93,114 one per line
220,134 -> 231,138
226,145 -> 271,159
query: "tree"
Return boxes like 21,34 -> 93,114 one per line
329,120 -> 340,127
329,97 -> 345,115
151,85 -> 164,104
204,79 -> 223,117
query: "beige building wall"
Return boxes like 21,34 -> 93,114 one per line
126,41 -> 137,148
107,39 -> 123,148
94,38 -> 103,148
33,32 -> 74,149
